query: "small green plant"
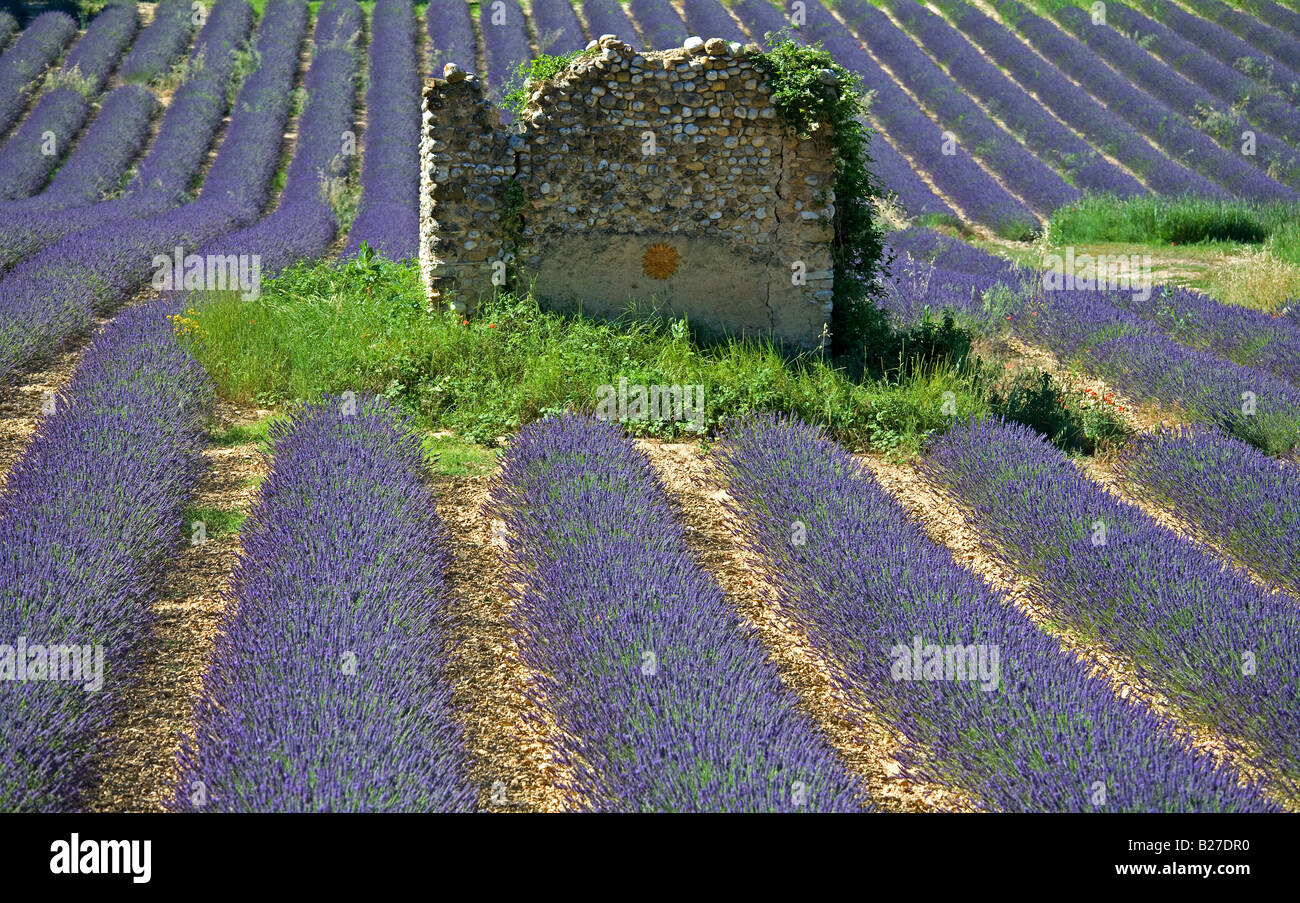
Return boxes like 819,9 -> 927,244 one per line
500,49 -> 593,115
39,66 -> 96,99
751,30 -> 888,364
183,505 -> 246,539
988,369 -> 1129,455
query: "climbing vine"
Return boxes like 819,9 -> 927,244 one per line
751,30 -> 890,363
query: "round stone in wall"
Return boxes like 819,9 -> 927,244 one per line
641,242 -> 681,279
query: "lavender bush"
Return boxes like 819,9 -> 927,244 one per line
993,0 -> 1293,203
680,0 -> 748,44
1180,0 -> 1300,73
0,300 -> 212,811
427,0 -> 476,74
930,0 -> 1222,199
0,0 -> 302,383
119,0 -> 196,84
718,414 -> 1273,811
628,0 -> 690,49
58,0 -> 139,92
174,396 -> 477,812
581,0 -> 640,44
530,0 -> 588,55
1052,5 -> 1300,188
1106,2 -> 1300,149
0,88 -> 89,199
496,414 -> 863,811
837,0 -> 1079,217
1117,426 -> 1300,598
0,2 -> 140,200
925,418 -> 1300,789
0,11 -> 77,137
888,0 -> 1144,198
479,0 -> 530,105
344,0 -> 420,260
0,0 -> 255,274
200,0 -> 360,276
1132,0 -> 1300,103
746,0 -> 1039,237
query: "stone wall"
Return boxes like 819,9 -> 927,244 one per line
418,35 -> 838,349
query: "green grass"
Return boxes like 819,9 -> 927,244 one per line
1048,195 -> 1300,263
174,254 -> 1125,458
183,505 -> 246,539
209,414 -> 284,450
422,433 -> 500,477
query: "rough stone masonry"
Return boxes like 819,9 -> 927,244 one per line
419,34 -> 838,349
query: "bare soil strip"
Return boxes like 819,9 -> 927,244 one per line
432,471 -> 577,812
856,452 -> 1296,810
87,401 -> 270,812
0,346 -> 85,495
637,438 -> 970,812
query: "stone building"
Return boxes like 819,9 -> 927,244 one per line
418,35 -> 838,349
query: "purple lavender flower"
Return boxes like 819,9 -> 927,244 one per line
719,413 -> 1275,811
496,413 -> 864,811
174,396 -> 477,812
925,417 -> 1300,789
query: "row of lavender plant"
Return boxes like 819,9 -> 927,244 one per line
1052,6 -> 1300,186
924,418 -> 1300,790
496,414 -> 862,811
119,0 -> 196,83
679,0 -> 748,45
717,414 -> 1272,811
0,0 -> 254,274
1180,0 -> 1300,73
479,0 -> 530,107
993,0 -> 1292,203
929,0 -> 1222,198
173,397 -> 477,811
891,224 -> 1300,391
531,0 -> 588,55
427,0 -> 476,74
1240,0 -> 1300,41
887,0 -> 1141,197
0,11 -> 77,137
735,0 -> 1037,238
883,228 -> 1300,456
838,0 -> 1079,217
1115,427 -> 1300,599
0,299 -> 212,810
0,2 -> 140,200
195,0 -> 360,276
628,0 -> 690,49
0,0 -> 287,384
1132,0 -> 1300,103
194,0 -> 310,223
26,85 -> 158,210
53,0 -> 138,92
1105,2 -> 1300,149
582,0 -> 640,46
344,0 -> 419,260
735,0 -> 958,223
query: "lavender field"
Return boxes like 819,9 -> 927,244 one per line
1,0 -> 1299,829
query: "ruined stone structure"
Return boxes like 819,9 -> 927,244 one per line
419,35 -> 838,349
